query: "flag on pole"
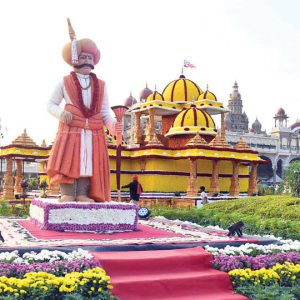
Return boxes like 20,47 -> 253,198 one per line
184,60 -> 196,68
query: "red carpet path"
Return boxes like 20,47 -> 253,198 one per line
92,247 -> 248,300
18,220 -> 181,240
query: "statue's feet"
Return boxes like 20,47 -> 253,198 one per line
58,195 -> 75,202
76,195 -> 95,203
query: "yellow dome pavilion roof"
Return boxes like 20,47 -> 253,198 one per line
198,89 -> 217,101
166,105 -> 217,137
162,75 -> 203,102
146,91 -> 164,102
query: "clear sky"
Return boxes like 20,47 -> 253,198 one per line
0,0 -> 299,146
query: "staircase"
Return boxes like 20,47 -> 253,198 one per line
92,247 -> 248,300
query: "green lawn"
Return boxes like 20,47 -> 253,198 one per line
153,195 -> 300,240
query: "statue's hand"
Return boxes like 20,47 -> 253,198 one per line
60,111 -> 73,124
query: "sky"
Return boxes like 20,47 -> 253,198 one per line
0,0 -> 299,146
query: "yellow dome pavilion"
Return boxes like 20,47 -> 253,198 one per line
165,105 -> 217,137
198,89 -> 217,101
146,91 -> 164,102
162,75 -> 203,102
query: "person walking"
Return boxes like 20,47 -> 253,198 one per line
122,175 -> 143,206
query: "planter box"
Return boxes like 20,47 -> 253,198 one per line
29,198 -> 138,232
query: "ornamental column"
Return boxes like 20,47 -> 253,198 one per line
134,111 -> 142,144
14,159 -> 23,194
186,159 -> 198,196
209,160 -> 220,196
2,157 -> 14,199
248,163 -> 258,195
147,108 -> 163,147
229,161 -> 240,196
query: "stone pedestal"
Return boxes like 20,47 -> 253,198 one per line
30,199 -> 138,232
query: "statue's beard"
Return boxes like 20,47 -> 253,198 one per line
74,63 -> 94,70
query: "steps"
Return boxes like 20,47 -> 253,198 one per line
92,247 -> 248,300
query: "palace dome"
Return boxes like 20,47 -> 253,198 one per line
289,119 -> 300,131
276,107 -> 286,117
198,89 -> 217,101
251,118 -> 262,133
146,91 -> 164,102
165,105 -> 217,137
124,93 -> 137,107
139,84 -> 153,101
162,75 -> 203,102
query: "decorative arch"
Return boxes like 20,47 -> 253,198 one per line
257,155 -> 273,180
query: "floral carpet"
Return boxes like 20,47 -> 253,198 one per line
0,217 -> 259,249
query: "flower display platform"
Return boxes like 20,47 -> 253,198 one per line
29,198 -> 138,232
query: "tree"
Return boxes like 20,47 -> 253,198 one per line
284,161 -> 300,196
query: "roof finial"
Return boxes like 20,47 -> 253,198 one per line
154,84 -> 157,91
206,84 -> 209,91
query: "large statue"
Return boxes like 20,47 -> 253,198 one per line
47,19 -> 120,203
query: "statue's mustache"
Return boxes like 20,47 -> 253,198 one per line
74,63 -> 94,69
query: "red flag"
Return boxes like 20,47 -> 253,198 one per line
184,60 -> 196,68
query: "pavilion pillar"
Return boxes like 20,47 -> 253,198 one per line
147,109 -> 163,146
134,111 -> 142,144
2,157 -> 14,199
14,159 -> 23,194
209,160 -> 220,196
186,159 -> 198,196
229,161 -> 240,196
248,163 -> 258,196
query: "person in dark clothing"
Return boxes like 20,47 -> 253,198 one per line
121,175 -> 143,206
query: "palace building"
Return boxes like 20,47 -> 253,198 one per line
0,74 -> 266,199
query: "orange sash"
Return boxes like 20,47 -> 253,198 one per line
47,75 -> 111,202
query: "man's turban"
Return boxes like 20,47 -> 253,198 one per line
62,38 -> 101,66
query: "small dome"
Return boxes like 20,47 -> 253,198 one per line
251,118 -> 262,133
124,92 -> 137,107
146,91 -> 164,102
140,84 -> 153,101
289,118 -> 300,131
162,75 -> 203,102
198,89 -> 217,101
276,107 -> 286,116
166,105 -> 217,137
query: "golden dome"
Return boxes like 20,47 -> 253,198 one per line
166,105 -> 217,137
162,75 -> 203,102
146,91 -> 164,102
198,89 -> 217,101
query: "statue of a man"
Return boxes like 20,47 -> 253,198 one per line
47,20 -> 120,203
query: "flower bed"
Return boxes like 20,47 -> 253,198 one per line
205,239 -> 300,299
0,249 -> 118,300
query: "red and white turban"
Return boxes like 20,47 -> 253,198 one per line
62,38 -> 101,66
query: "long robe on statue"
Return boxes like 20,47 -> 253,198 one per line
47,72 -> 115,202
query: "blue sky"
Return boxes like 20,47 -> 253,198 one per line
0,0 -> 299,146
